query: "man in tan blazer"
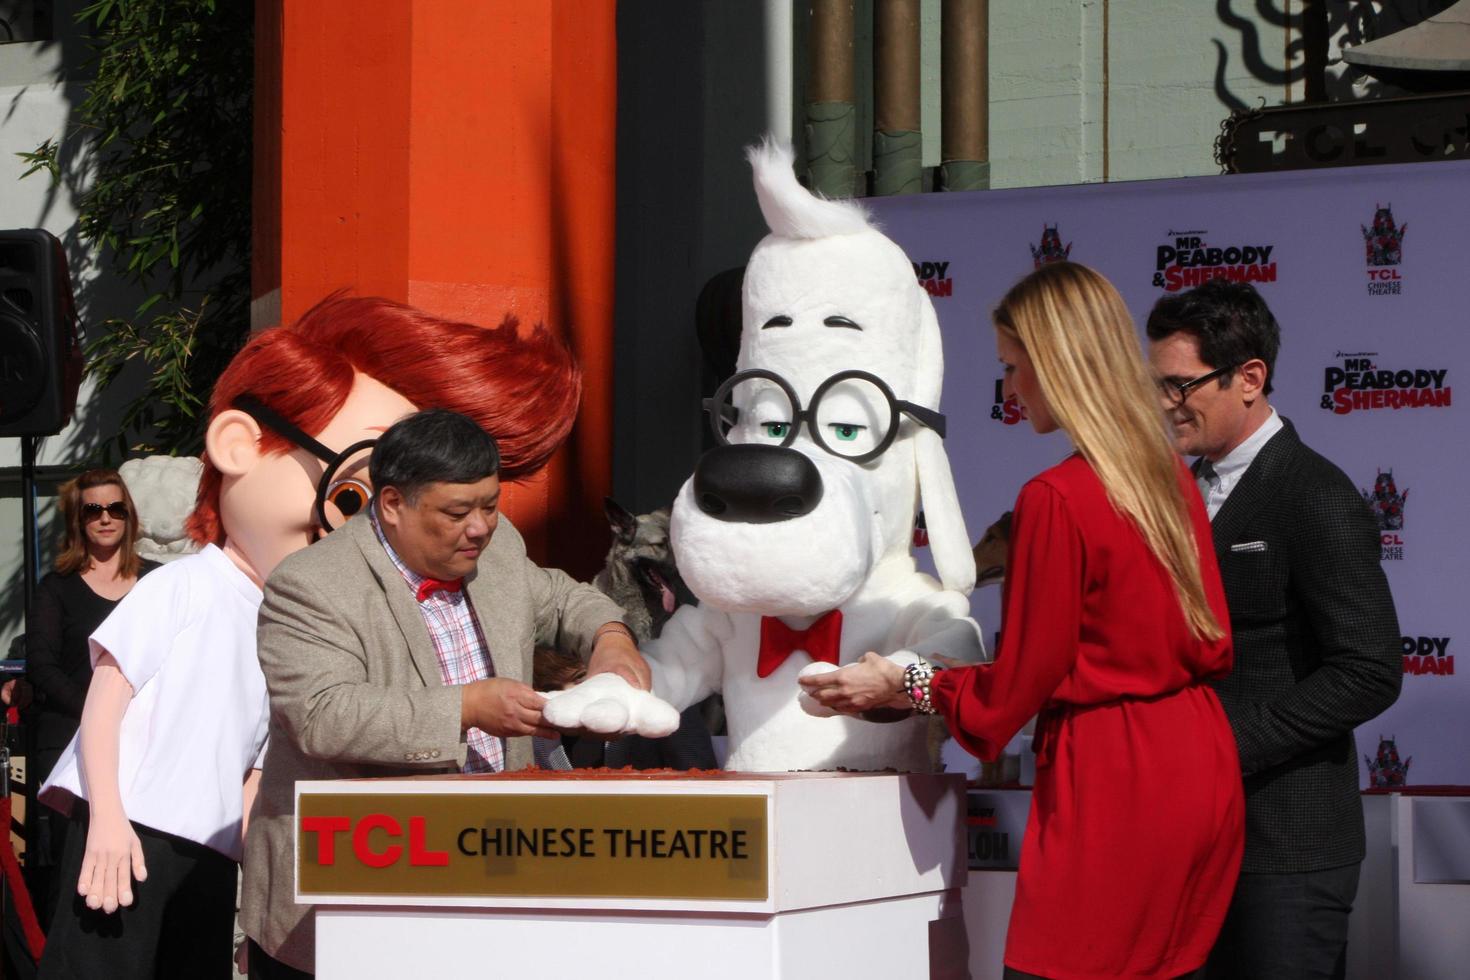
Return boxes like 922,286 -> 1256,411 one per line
241,409 -> 647,977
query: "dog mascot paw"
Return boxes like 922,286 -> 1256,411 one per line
639,139 -> 988,773
795,662 -> 841,718
543,673 -> 682,739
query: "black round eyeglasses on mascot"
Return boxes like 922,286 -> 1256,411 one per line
703,369 -> 947,466
232,394 -> 377,534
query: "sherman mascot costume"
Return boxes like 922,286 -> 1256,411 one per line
37,296 -> 593,976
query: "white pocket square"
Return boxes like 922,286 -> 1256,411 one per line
1230,541 -> 1268,553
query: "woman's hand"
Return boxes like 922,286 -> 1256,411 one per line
78,807 -> 147,913
797,652 -> 911,715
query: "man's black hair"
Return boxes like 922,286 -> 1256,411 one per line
370,409 -> 500,501
1145,279 -> 1281,396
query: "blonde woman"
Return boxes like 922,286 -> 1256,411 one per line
802,262 -> 1243,980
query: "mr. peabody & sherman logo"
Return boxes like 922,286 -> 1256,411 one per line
911,260 -> 953,298
1401,636 -> 1454,677
990,378 -> 1026,425
1322,351 -> 1450,415
1152,229 -> 1276,292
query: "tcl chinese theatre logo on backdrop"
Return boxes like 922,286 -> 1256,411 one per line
1362,203 -> 1406,296
1029,225 -> 1072,268
1322,352 -> 1450,415
911,260 -> 953,298
1151,229 -> 1277,292
1366,735 -> 1412,788
1360,467 -> 1409,561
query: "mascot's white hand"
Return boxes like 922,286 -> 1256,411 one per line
543,673 -> 681,738
797,662 -> 841,717
886,649 -> 922,670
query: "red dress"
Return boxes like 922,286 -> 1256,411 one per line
932,454 -> 1244,980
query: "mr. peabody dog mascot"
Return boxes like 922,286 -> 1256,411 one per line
551,141 -> 985,771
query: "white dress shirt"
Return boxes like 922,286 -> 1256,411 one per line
369,506 -> 504,773
1197,408 -> 1283,520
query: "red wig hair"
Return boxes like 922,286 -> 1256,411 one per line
186,294 -> 581,545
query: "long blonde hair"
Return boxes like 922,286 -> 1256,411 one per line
994,262 -> 1223,640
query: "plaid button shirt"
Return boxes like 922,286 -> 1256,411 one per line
370,508 -> 503,773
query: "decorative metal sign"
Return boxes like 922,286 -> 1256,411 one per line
1217,92 -> 1470,173
297,792 -> 768,901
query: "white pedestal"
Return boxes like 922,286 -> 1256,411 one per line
1349,791 -> 1470,980
296,772 -> 970,979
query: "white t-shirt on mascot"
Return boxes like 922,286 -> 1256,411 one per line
40,544 -> 270,861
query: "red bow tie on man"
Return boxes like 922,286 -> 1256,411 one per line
415,577 -> 464,603
757,610 -> 844,678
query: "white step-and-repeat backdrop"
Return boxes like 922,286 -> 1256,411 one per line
868,159 -> 1470,788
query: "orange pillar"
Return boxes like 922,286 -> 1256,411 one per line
253,1 -> 617,577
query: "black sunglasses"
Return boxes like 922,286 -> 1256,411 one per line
233,395 -> 377,534
81,502 -> 129,521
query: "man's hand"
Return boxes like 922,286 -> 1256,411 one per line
461,678 -> 559,739
587,628 -> 652,691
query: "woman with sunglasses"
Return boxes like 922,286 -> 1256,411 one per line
802,262 -> 1244,979
24,469 -> 158,926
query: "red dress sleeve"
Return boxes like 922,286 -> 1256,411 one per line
930,478 -> 1083,762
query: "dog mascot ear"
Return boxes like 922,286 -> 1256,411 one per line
916,428 -> 975,594
914,299 -> 975,595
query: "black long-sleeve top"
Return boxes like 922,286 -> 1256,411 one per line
24,564 -> 159,752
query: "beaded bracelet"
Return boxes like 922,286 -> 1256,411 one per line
902,659 -> 943,715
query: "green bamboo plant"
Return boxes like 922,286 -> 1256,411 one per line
17,0 -> 253,455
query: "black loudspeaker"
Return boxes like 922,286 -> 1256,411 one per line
0,229 -> 82,437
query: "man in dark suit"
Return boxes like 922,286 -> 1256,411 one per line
1146,281 -> 1401,980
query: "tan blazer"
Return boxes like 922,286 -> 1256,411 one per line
240,511 -> 624,971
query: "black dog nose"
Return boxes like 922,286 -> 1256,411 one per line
693,444 -> 824,523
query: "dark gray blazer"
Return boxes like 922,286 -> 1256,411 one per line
1205,417 -> 1401,875
240,511 -> 626,970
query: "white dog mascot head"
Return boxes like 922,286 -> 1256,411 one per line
543,140 -> 984,772
674,140 -> 974,612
